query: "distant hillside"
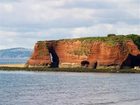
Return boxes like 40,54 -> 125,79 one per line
0,47 -> 32,59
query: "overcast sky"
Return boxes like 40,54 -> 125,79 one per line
0,0 -> 140,49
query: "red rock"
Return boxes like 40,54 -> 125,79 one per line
27,41 -> 51,66
27,38 -> 140,69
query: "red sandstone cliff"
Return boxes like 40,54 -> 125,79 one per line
27,37 -> 140,69
27,41 -> 51,66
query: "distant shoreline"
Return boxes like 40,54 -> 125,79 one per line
0,64 -> 140,73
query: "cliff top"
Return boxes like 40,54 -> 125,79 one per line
37,34 -> 140,49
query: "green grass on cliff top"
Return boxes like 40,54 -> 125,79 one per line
61,34 -> 140,48
38,34 -> 140,49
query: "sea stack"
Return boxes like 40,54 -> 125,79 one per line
27,34 -> 140,69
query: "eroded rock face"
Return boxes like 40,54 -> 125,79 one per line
27,37 -> 140,69
27,41 -> 51,66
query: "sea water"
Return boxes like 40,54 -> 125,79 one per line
0,71 -> 140,105
0,59 -> 28,64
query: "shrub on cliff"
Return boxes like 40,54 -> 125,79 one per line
107,34 -> 116,37
126,34 -> 140,49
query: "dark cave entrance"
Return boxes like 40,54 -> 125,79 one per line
92,62 -> 97,69
81,60 -> 90,68
48,47 -> 59,68
121,54 -> 140,69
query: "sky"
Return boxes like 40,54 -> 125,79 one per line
0,0 -> 140,49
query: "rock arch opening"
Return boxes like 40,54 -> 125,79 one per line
81,60 -> 90,68
121,54 -> 140,69
48,47 -> 59,68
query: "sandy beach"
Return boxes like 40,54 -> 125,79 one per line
0,64 -> 25,68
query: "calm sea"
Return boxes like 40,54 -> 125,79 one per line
0,71 -> 140,105
0,59 -> 28,64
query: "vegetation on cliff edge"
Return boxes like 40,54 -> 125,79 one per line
126,34 -> 140,49
37,34 -> 140,56
68,34 -> 140,56
62,34 -> 140,47
37,41 -> 49,57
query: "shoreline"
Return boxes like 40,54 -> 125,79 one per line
0,65 -> 140,73
0,64 -> 25,68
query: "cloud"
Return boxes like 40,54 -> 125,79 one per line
0,0 -> 139,49
60,0 -> 116,9
71,23 -> 140,37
